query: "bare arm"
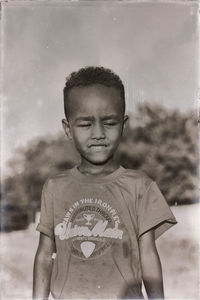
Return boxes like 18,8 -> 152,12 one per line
33,233 -> 56,300
139,230 -> 164,299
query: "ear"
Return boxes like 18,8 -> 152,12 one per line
123,115 -> 129,130
62,119 -> 72,140
120,115 -> 128,136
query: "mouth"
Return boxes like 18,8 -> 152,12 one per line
88,144 -> 108,151
88,144 -> 108,148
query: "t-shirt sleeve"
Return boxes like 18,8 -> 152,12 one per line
36,179 -> 54,239
137,181 -> 177,239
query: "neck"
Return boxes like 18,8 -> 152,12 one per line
78,159 -> 120,176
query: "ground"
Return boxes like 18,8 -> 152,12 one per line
0,203 -> 199,300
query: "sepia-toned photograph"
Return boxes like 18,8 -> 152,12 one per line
1,1 -> 199,299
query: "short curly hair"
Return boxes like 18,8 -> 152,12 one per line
63,66 -> 125,118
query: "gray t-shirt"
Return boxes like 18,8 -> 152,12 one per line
37,166 -> 177,299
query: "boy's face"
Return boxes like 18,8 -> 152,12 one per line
62,84 -> 127,170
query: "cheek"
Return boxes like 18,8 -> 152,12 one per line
107,127 -> 123,141
72,129 -> 90,144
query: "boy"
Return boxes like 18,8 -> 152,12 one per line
33,66 -> 177,300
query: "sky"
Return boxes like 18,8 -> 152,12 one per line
1,0 -> 199,172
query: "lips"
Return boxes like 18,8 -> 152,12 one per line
88,144 -> 109,152
88,143 -> 108,148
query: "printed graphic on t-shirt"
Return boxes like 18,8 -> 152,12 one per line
55,198 -> 123,259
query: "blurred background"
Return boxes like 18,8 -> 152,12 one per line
1,1 -> 199,299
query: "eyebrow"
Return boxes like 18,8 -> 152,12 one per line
102,115 -> 121,121
75,117 -> 94,122
75,115 -> 121,122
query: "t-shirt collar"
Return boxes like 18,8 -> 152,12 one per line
70,165 -> 125,184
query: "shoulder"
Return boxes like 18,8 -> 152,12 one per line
120,167 -> 153,191
119,169 -> 154,194
43,168 -> 74,190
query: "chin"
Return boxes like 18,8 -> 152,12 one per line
85,154 -> 113,166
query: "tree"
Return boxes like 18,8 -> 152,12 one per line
117,104 -> 198,205
1,134 -> 80,230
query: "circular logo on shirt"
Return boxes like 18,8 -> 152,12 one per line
55,198 -> 123,259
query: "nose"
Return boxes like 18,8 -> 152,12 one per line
91,122 -> 105,139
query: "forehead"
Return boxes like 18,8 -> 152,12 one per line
67,84 -> 124,118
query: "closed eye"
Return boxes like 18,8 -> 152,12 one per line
104,122 -> 118,126
77,123 -> 91,127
